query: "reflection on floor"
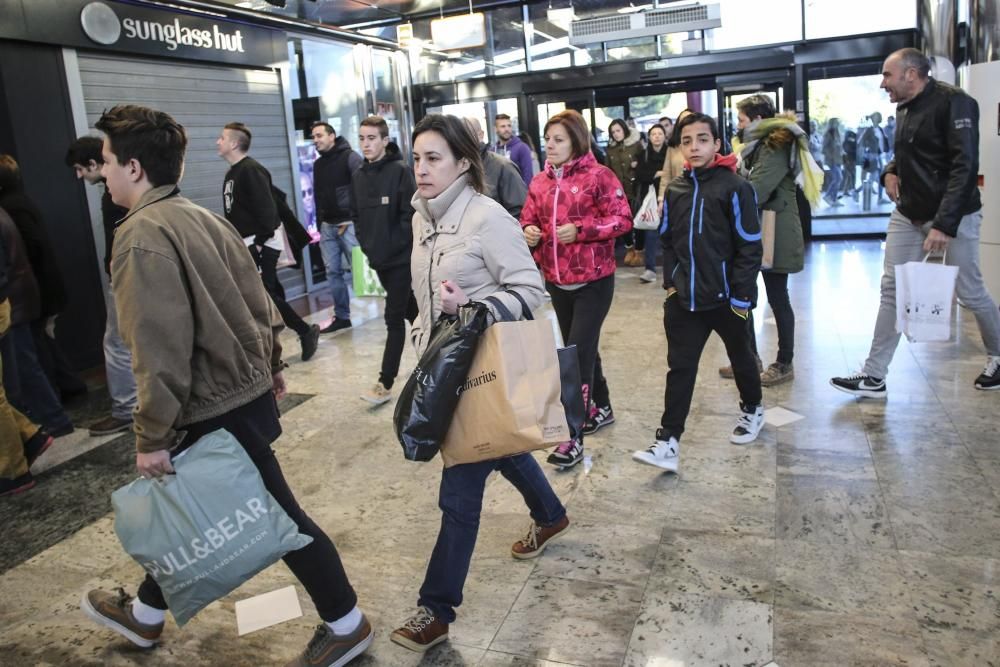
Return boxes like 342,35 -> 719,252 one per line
1,240 -> 998,666
812,215 -> 889,236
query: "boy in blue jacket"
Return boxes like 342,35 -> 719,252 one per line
633,113 -> 764,473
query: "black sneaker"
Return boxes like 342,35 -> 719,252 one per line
301,324 -> 321,361
830,373 -> 887,399
23,429 -> 54,467
320,319 -> 352,335
286,616 -> 374,667
547,438 -> 583,469
0,472 -> 36,498
975,356 -> 1000,391
582,405 -> 615,435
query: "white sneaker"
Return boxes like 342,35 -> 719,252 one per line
361,382 -> 393,406
730,404 -> 764,445
632,429 -> 679,472
639,269 -> 657,283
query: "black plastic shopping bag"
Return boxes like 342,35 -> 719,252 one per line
394,302 -> 491,461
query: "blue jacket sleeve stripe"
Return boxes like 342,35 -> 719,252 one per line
732,192 -> 761,242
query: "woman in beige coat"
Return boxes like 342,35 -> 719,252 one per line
390,114 -> 570,654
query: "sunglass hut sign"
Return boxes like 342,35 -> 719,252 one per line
80,2 -> 260,60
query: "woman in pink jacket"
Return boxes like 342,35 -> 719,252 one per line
521,110 -> 633,468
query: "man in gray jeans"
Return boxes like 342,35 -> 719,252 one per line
831,48 -> 1000,397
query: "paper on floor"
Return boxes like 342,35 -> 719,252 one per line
235,585 -> 303,636
764,405 -> 805,427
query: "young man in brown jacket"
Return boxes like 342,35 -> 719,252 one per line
79,105 -> 371,667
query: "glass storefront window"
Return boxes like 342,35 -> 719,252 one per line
707,0 -> 802,50
406,7 -> 527,82
527,0 -> 602,72
804,0 -> 917,40
606,37 -> 657,62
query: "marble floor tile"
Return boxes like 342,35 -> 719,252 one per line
658,479 -> 776,538
623,591 -> 773,667
882,494 -> 1000,558
651,530 -> 775,604
476,651 -> 586,666
776,473 -> 895,549
773,608 -> 929,667
897,550 -> 1000,637
489,575 -> 643,666
776,448 -> 877,480
531,518 -> 660,588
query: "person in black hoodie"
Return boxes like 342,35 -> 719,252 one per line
217,123 -> 320,362
632,113 -> 763,474
352,116 -> 418,406
634,123 -> 668,283
311,122 -> 363,335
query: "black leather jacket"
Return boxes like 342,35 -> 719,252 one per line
882,79 -> 981,237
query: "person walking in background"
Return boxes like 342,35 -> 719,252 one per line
521,110 -> 632,469
841,127 -> 859,199
311,121 -> 362,335
822,118 -> 844,207
465,118 -> 528,217
657,109 -> 694,210
518,132 -> 542,177
217,122 -> 321,362
634,123 -> 668,283
491,114 -> 533,186
606,118 -> 644,267
351,116 -> 419,406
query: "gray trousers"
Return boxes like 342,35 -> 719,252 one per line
105,287 -> 137,420
863,208 -> 1000,379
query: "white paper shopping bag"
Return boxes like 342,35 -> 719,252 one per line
895,255 -> 959,342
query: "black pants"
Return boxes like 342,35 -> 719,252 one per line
31,320 -> 87,398
375,264 -> 418,389
660,297 -> 762,440
137,392 -> 358,622
747,271 -> 795,365
251,245 -> 310,337
546,275 -> 614,409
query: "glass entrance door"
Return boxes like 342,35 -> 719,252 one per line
720,84 -> 784,150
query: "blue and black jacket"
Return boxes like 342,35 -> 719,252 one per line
660,153 -> 762,312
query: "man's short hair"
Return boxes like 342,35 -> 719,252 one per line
495,114 -> 511,122
224,122 -> 252,151
676,113 -> 720,142
737,94 -> 776,121
894,47 -> 931,78
360,116 -> 389,138
311,121 -> 335,136
65,136 -> 105,167
659,116 -> 672,124
95,105 -> 187,188
0,154 -> 23,193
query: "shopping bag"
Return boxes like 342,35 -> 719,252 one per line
351,246 -> 386,297
110,430 -> 313,626
441,318 -> 569,467
895,254 -> 959,342
632,188 -> 659,231
760,210 -> 776,270
393,302 -> 492,461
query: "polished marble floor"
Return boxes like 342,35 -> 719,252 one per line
1,239 -> 998,666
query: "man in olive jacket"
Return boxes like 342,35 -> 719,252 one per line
79,105 -> 371,667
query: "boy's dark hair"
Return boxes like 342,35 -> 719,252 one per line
224,122 -> 252,151
65,136 -> 105,167
676,113 -> 720,141
310,121 -> 335,136
0,155 -> 23,193
412,114 -> 484,194
737,94 -> 776,121
360,116 -> 389,138
95,105 -> 187,187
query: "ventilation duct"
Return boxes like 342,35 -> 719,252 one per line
568,3 -> 721,46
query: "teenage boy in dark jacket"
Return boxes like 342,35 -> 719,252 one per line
633,113 -> 764,473
351,116 -> 418,406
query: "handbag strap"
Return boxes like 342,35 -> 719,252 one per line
481,290 -> 533,323
504,289 -> 534,321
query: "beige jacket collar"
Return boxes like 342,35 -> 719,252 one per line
118,184 -> 180,228
413,174 -> 474,244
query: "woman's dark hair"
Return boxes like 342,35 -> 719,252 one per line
736,94 -> 776,122
667,108 -> 695,147
412,114 -> 485,194
544,110 -> 591,161
675,113 -> 721,142
95,105 -> 187,187
646,124 -> 667,143
0,154 -> 24,193
608,118 -> 630,143
518,132 -> 537,152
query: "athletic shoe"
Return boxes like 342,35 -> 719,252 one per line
285,616 -> 374,667
639,269 -> 657,283
88,415 -> 132,437
632,429 -> 679,472
390,607 -> 449,653
830,373 -> 887,399
719,356 -> 762,379
300,324 -> 321,362
547,438 -> 583,469
0,472 -> 36,497
582,405 -> 615,435
730,404 -> 765,445
974,355 -> 1000,391
320,319 -> 352,335
81,588 -> 163,648
760,362 -> 794,387
23,429 -> 54,467
361,382 -> 392,406
511,515 -> 570,559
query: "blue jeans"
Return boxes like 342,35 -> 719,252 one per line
644,229 -> 659,271
319,222 -> 357,320
0,322 -> 72,433
418,453 -> 566,623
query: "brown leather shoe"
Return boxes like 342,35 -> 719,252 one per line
285,616 -> 374,666
719,356 -> 763,379
511,515 -> 570,559
625,249 -> 645,267
81,588 -> 163,648
390,607 -> 449,652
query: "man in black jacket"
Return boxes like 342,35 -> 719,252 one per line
462,117 -> 528,218
311,122 -> 363,335
352,116 -> 418,405
831,48 -> 1000,396
218,123 -> 320,362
